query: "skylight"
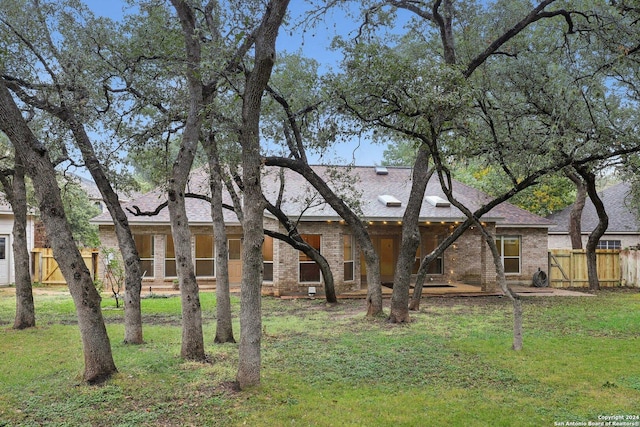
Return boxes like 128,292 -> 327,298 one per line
378,194 -> 402,207
375,166 -> 388,175
425,196 -> 450,207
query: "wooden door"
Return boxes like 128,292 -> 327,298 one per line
228,238 -> 243,284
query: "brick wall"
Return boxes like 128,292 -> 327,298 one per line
497,227 -> 549,285
98,221 -> 550,293
272,221 -> 360,296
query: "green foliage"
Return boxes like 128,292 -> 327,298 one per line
1,289 -> 639,426
58,176 -> 101,248
453,161 -> 576,217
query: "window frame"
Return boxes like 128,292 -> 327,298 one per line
263,235 -> 274,282
164,234 -> 177,278
194,234 -> 216,278
343,234 -> 354,282
134,234 -> 155,278
496,235 -> 521,275
596,240 -> 621,250
299,234 -> 322,283
424,234 -> 444,275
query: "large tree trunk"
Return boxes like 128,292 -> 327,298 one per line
6,153 -> 35,329
236,0 -> 289,390
389,146 -> 432,323
169,0 -> 206,361
65,118 -> 144,344
204,134 -> 235,344
565,169 -> 587,250
0,79 -> 117,383
578,168 -> 608,291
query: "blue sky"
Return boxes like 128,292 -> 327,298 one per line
83,0 -> 387,166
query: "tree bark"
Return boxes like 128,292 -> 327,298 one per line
0,78 -> 117,383
64,118 -> 144,344
479,223 -> 523,351
565,169 -> 587,250
578,168 -> 608,291
203,133 -> 235,344
2,45 -> 144,343
169,0 -> 205,361
236,0 -> 289,390
1,152 -> 36,329
389,146 -> 432,323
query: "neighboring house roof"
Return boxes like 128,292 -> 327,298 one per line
91,165 -> 552,228
547,182 -> 640,234
70,173 -> 139,204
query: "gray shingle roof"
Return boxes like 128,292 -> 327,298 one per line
547,182 -> 640,233
91,165 -> 551,227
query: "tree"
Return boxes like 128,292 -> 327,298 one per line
0,78 -> 117,384
235,0 -> 290,389
0,0 -> 145,344
262,54 -> 385,316
203,132 -> 235,344
58,175 -> 101,247
330,0 -> 640,334
565,169 -> 588,249
0,142 -> 35,330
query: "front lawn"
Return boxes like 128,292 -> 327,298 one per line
1,287 -> 639,426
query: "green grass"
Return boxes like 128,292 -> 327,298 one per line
1,287 -> 640,426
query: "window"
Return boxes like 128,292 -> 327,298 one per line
299,234 -> 321,283
412,244 -> 421,275
263,235 -> 274,282
597,240 -> 621,250
134,234 -> 154,277
228,239 -> 242,261
344,235 -> 354,281
496,236 -> 521,274
424,235 -> 444,275
165,235 -> 176,277
195,234 -> 215,277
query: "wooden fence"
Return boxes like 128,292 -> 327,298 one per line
32,248 -> 98,285
620,248 -> 640,287
548,249 -> 622,288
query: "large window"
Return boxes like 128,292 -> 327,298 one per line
195,234 -> 215,277
343,235 -> 354,281
263,235 -> 274,282
299,234 -> 321,283
134,234 -> 154,277
165,235 -> 176,277
424,235 -> 444,275
496,236 -> 521,274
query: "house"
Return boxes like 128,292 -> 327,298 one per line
547,182 -> 640,250
91,165 -> 552,295
0,196 -> 37,286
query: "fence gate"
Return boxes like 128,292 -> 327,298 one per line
32,248 -> 98,285
548,249 -> 621,288
620,248 -> 640,287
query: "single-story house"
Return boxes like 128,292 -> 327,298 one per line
0,196 -> 36,286
547,182 -> 640,250
91,165 -> 552,295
